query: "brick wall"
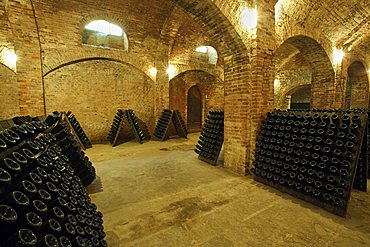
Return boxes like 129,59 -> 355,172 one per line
44,60 -> 155,143
169,70 -> 224,125
0,64 -> 19,119
347,61 -> 369,109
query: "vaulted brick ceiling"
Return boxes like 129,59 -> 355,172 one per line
277,0 -> 369,59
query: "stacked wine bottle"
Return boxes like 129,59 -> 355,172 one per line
153,110 -> 173,141
195,111 -> 224,165
0,120 -> 106,246
46,114 -> 96,187
173,110 -> 188,138
65,112 -> 92,149
107,109 -> 146,146
253,110 -> 367,217
153,109 -> 187,141
126,109 -> 146,143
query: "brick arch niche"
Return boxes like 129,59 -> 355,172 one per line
278,35 -> 335,109
170,0 -> 256,174
169,70 -> 224,132
44,58 -> 155,143
345,61 -> 369,109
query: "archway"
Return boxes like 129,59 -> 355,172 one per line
187,85 -> 202,131
287,85 -> 311,109
274,35 -> 335,109
346,61 -> 369,109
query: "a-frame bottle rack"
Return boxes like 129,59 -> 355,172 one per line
152,109 -> 188,141
107,109 -> 145,146
64,111 -> 92,149
195,111 -> 224,165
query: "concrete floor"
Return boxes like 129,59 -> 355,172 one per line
85,133 -> 370,247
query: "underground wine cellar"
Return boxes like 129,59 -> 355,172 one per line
0,0 -> 370,246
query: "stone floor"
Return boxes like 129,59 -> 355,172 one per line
85,133 -> 370,247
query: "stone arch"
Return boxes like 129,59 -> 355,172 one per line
43,57 -> 147,78
169,69 -> 224,130
278,35 -> 335,109
44,59 -> 155,143
286,84 -> 311,109
346,61 -> 369,109
170,0 -> 252,174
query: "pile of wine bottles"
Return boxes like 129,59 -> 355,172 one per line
253,109 -> 367,217
195,111 -> 224,165
65,112 -> 92,149
46,114 -> 96,187
153,109 -> 187,141
0,120 -> 106,246
12,116 -> 32,125
107,109 -> 146,146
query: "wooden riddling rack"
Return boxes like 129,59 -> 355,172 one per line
107,109 -> 146,146
253,109 -> 368,217
64,111 -> 92,149
195,111 -> 224,165
152,109 -> 187,141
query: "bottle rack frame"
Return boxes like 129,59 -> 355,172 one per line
253,110 -> 367,217
62,112 -> 87,150
152,109 -> 188,141
195,111 -> 224,165
107,109 -> 146,146
64,111 -> 92,149
0,119 -> 106,246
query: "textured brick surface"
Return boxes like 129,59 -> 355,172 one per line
0,0 -> 368,175
44,60 -> 154,143
169,70 -> 224,124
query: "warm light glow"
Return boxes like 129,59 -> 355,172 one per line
274,79 -> 280,89
1,47 -> 17,71
85,20 -> 123,36
166,65 -> 176,79
333,49 -> 344,65
241,6 -> 257,30
149,67 -> 157,78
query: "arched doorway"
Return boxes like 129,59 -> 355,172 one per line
288,85 -> 311,109
346,61 -> 369,109
187,85 -> 202,131
274,35 -> 335,109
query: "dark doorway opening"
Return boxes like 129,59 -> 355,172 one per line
187,86 -> 202,131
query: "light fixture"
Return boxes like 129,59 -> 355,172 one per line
241,5 -> 257,30
333,48 -> 344,65
1,47 -> 17,71
166,65 -> 176,79
149,67 -> 157,78
274,79 -> 280,89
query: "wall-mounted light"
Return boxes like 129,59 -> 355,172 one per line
274,79 -> 280,89
275,0 -> 284,21
166,65 -> 176,79
333,48 -> 344,65
241,5 -> 257,30
149,67 -> 157,78
0,47 -> 17,71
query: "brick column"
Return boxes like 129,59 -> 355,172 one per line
7,0 -> 44,116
